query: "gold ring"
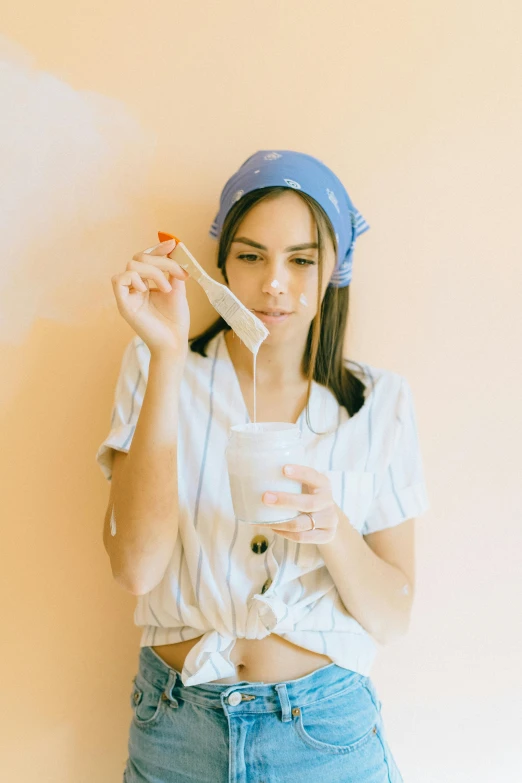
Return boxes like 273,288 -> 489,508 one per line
303,512 -> 316,531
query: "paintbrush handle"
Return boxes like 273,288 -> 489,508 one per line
172,243 -> 232,300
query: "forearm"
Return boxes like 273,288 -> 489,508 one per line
317,506 -> 413,645
106,354 -> 185,595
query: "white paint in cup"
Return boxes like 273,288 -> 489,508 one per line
225,422 -> 306,524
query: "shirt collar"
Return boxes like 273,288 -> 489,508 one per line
206,330 -> 339,433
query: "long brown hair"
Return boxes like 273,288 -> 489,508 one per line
190,187 -> 367,431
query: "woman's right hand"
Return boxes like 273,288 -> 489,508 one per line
111,238 -> 190,359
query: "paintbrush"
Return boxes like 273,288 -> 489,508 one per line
157,231 -> 269,354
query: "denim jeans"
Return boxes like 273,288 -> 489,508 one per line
123,645 -> 404,783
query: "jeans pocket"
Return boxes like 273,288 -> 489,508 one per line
292,683 -> 379,755
130,673 -> 168,728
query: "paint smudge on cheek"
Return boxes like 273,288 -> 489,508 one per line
299,293 -> 309,307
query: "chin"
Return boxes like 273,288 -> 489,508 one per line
261,324 -> 308,347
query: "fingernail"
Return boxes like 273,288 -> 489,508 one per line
264,493 -> 277,504
284,466 -> 294,475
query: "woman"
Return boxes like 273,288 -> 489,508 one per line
97,150 -> 429,782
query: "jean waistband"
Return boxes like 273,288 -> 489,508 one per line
137,645 -> 367,720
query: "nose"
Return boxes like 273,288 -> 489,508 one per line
261,264 -> 289,296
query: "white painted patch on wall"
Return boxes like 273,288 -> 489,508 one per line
0,34 -> 156,347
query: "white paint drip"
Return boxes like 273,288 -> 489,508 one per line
110,506 -> 117,536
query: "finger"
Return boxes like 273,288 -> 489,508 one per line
130,253 -> 189,282
124,261 -> 174,291
271,527 -> 315,541
127,259 -> 187,288
271,528 -> 336,544
281,464 -> 331,490
112,271 -> 148,305
132,249 -> 170,264
268,514 -> 316,533
269,511 -> 337,542
143,238 -> 178,256
112,270 -> 147,290
262,489 -> 327,513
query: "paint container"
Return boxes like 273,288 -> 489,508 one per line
225,423 -> 306,524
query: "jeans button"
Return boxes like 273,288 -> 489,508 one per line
227,691 -> 242,706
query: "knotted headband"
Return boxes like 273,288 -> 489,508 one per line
209,149 -> 369,287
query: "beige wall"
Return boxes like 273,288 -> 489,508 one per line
1,2 -> 521,780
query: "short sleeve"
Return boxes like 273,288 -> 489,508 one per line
95,337 -> 147,481
361,377 -> 430,535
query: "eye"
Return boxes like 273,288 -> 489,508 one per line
293,258 -> 316,266
236,254 -> 316,266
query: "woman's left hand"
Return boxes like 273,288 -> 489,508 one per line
254,464 -> 339,544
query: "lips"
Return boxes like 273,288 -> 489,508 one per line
253,310 -> 293,324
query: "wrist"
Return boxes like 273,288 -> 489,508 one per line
149,352 -> 187,383
150,347 -> 187,364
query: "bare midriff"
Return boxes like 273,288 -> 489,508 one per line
152,634 -> 333,684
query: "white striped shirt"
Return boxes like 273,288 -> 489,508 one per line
96,331 -> 429,686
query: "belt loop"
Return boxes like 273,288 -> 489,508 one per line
164,669 -> 179,702
275,683 -> 292,723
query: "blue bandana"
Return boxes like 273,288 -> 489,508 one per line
209,150 -> 369,287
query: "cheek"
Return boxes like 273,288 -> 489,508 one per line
293,291 -> 318,321
297,275 -> 320,307
224,260 -> 250,290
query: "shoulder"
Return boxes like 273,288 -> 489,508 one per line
344,357 -> 404,403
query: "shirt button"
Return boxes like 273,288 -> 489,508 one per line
251,535 -> 269,554
261,578 -> 272,594
227,691 -> 242,706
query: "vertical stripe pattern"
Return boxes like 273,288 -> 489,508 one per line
95,333 -> 429,686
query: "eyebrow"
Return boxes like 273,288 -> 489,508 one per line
232,237 -> 318,252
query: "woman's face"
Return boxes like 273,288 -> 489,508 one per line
224,190 -> 336,346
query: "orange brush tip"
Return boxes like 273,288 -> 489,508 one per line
158,231 -> 181,244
